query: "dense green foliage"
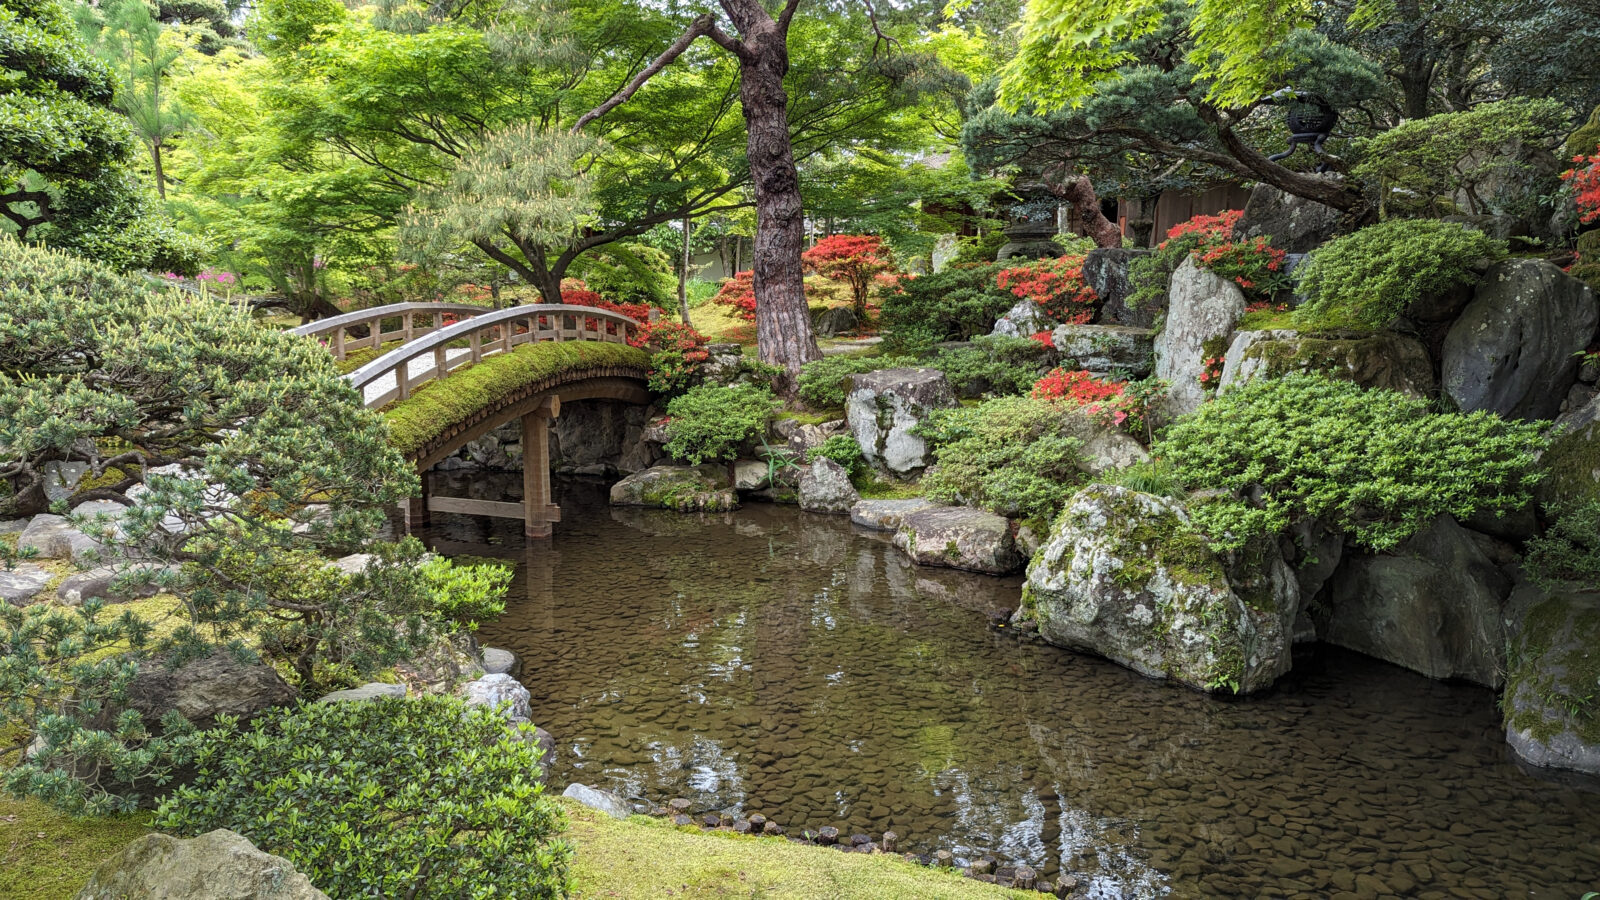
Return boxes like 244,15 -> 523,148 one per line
928,335 -> 1054,398
663,383 -> 778,465
0,240 -> 505,814
1526,500 -> 1600,590
1157,375 -> 1546,550
0,0 -> 200,271
917,396 -> 1086,522
382,341 -> 649,456
879,262 -> 1013,351
807,434 -> 868,481
1354,99 -> 1571,220
1292,220 -> 1506,330
155,697 -> 572,899
797,354 -> 916,409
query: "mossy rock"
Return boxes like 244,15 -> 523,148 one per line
609,464 -> 738,512
1019,484 -> 1297,694
1564,104 -> 1600,162
1539,419 -> 1600,508
1504,589 -> 1600,776
1219,329 -> 1434,399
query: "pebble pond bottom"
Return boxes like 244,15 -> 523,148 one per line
414,473 -> 1600,899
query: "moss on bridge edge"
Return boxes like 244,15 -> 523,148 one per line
381,340 -> 650,456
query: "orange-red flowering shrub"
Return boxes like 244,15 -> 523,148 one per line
803,235 -> 895,316
1029,330 -> 1055,350
1128,210 -> 1290,307
996,256 -> 1098,324
713,270 -> 757,322
1031,367 -> 1161,434
1563,153 -> 1600,224
630,319 -> 710,394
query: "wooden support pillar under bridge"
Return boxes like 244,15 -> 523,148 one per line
405,395 -> 563,539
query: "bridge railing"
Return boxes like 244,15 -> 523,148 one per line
344,303 -> 639,408
290,302 -> 493,361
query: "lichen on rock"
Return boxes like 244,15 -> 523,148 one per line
1019,485 -> 1297,694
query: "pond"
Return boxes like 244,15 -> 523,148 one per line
415,472 -> 1600,899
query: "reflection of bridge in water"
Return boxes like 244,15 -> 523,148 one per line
295,302 -> 651,537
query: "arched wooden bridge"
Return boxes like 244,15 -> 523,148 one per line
294,302 -> 652,537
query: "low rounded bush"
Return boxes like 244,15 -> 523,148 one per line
879,261 -> 1013,351
916,396 -> 1087,523
796,353 -> 915,409
1292,219 -> 1507,330
663,383 -> 777,464
154,696 -> 572,899
1157,374 -> 1546,550
1526,500 -> 1600,590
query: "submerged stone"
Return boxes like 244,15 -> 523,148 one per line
609,464 -> 738,512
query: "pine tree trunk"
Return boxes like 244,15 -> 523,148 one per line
151,141 -> 166,201
735,19 -> 819,394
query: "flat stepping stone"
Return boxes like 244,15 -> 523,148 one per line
0,563 -> 51,606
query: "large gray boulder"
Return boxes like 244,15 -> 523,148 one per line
1540,402 -> 1600,509
1084,248 -> 1156,327
990,298 -> 1053,338
846,368 -> 958,475
1218,329 -> 1435,398
892,506 -> 1023,575
75,829 -> 328,900
1442,260 -> 1599,421
17,514 -> 103,564
127,652 -> 298,731
1232,183 -> 1345,253
849,498 -> 938,532
815,306 -> 860,337
1503,590 -> 1600,776
460,673 -> 534,722
1320,516 -> 1512,687
1050,324 -> 1156,377
481,647 -> 518,676
1020,485 -> 1297,694
1154,258 -> 1246,416
797,458 -> 858,514
562,783 -> 632,820
609,465 -> 737,512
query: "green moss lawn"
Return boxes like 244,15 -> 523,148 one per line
0,796 -> 1029,900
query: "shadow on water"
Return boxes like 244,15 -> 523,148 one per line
410,472 -> 1600,899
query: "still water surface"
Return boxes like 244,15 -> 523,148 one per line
417,473 -> 1600,898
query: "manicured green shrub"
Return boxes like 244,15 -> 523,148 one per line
1526,500 -> 1600,590
928,335 -> 1053,397
419,555 -> 510,630
154,697 -> 572,900
917,396 -> 1086,522
663,383 -> 777,464
1292,220 -> 1506,330
796,354 -> 916,409
807,434 -> 867,480
1157,375 -> 1546,550
879,261 -> 1013,351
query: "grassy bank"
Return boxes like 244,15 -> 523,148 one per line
0,797 -> 1029,900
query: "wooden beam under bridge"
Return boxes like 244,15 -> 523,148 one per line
413,394 -> 563,539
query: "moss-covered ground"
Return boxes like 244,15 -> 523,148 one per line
0,796 -> 1028,900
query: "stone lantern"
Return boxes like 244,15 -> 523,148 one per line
996,182 -> 1065,260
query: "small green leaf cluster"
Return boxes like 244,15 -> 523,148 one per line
154,696 -> 572,900
916,396 -> 1087,522
879,261 -> 1014,352
663,383 -> 778,464
1526,500 -> 1600,590
419,555 -> 510,630
806,434 -> 867,480
1157,375 -> 1546,550
1292,220 -> 1506,330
